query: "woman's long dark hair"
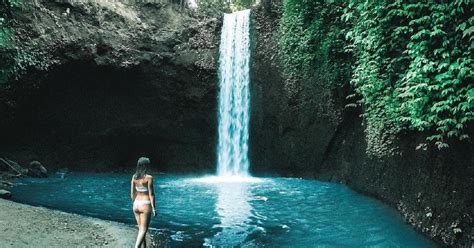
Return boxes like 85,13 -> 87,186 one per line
134,157 -> 150,180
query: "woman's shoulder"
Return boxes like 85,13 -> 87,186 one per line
145,174 -> 153,179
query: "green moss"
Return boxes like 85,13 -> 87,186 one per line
0,11 -> 15,85
0,25 -> 12,47
0,0 -> 51,86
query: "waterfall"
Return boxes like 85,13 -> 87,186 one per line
216,9 -> 251,177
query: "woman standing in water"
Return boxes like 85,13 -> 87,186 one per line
131,157 -> 156,248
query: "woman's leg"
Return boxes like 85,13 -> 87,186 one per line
141,211 -> 151,248
135,207 -> 151,248
134,207 -> 142,248
133,208 -> 141,226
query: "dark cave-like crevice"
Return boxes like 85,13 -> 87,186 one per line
2,61 -> 217,172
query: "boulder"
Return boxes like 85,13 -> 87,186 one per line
27,161 -> 48,178
0,189 -> 12,199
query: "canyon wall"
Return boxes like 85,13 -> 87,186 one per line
1,1 -> 473,246
1,1 -> 220,172
250,5 -> 473,247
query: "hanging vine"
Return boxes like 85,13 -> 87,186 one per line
279,0 -> 474,157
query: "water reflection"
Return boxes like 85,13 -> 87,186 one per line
205,182 -> 253,247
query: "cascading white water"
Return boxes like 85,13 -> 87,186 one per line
216,9 -> 251,177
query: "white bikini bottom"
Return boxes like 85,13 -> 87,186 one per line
133,200 -> 151,208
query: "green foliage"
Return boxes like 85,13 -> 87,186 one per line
195,0 -> 255,14
345,0 -> 474,152
279,0 -> 474,156
230,0 -> 254,11
0,0 -> 49,86
194,0 -> 231,15
0,7 -> 15,84
342,0 -> 403,157
0,20 -> 12,46
10,0 -> 21,7
278,0 -> 351,86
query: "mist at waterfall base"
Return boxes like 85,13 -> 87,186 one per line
11,173 -> 436,247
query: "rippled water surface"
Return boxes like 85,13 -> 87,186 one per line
11,173 -> 436,247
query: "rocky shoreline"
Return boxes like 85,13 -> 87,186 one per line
0,161 -> 168,247
0,198 -> 136,247
0,158 -> 48,199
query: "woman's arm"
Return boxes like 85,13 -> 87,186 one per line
130,177 -> 136,201
148,176 -> 156,216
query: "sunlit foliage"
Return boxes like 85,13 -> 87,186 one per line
279,0 -> 474,156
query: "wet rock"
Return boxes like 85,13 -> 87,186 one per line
0,180 -> 13,187
0,189 -> 12,199
27,161 -> 48,178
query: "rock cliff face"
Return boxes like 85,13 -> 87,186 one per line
320,114 -> 474,247
2,1 -> 473,246
1,1 -> 221,172
250,6 -> 345,177
250,5 -> 473,247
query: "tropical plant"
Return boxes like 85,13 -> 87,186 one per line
279,0 -> 474,156
344,0 -> 474,152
